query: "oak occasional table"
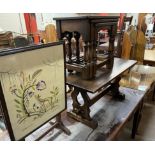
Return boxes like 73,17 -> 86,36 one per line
66,58 -> 137,129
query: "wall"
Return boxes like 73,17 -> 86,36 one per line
0,13 -> 139,34
36,13 -> 79,30
0,13 -> 27,35
127,13 -> 139,25
36,13 -> 120,30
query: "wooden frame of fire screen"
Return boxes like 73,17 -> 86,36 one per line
0,41 -> 70,140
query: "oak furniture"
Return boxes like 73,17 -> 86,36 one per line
54,16 -> 119,80
66,58 -> 137,128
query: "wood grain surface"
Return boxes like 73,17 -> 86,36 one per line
67,58 -> 136,93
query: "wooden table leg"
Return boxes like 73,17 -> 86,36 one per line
131,100 -> 143,139
67,87 -> 98,129
71,87 -> 81,114
111,76 -> 125,100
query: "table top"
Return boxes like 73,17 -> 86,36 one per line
66,58 -> 137,93
120,64 -> 155,92
53,16 -> 119,21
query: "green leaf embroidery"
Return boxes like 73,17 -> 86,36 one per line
14,99 -> 21,104
28,74 -> 31,80
50,91 -> 54,94
16,110 -> 22,113
17,89 -> 22,94
15,105 -> 20,108
32,86 -> 35,91
32,69 -> 42,79
33,79 -> 37,85
20,84 -> 23,90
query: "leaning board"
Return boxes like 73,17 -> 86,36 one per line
0,41 -> 66,140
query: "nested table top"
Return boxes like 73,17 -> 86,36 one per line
53,16 -> 119,21
66,58 -> 137,93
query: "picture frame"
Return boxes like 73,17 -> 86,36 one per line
0,41 -> 67,140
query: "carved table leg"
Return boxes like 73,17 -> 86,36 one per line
80,90 -> 98,129
67,87 -> 98,129
111,76 -> 125,100
70,87 -> 81,114
80,90 -> 92,120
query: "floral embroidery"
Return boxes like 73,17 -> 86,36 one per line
10,69 -> 59,124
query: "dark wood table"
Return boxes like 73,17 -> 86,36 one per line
66,58 -> 137,128
52,87 -> 145,141
39,64 -> 155,141
53,16 -> 119,42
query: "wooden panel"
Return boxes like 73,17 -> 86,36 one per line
61,19 -> 90,41
67,58 -> 136,93
53,16 -> 119,42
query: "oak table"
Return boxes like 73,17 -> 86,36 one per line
66,58 -> 136,129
